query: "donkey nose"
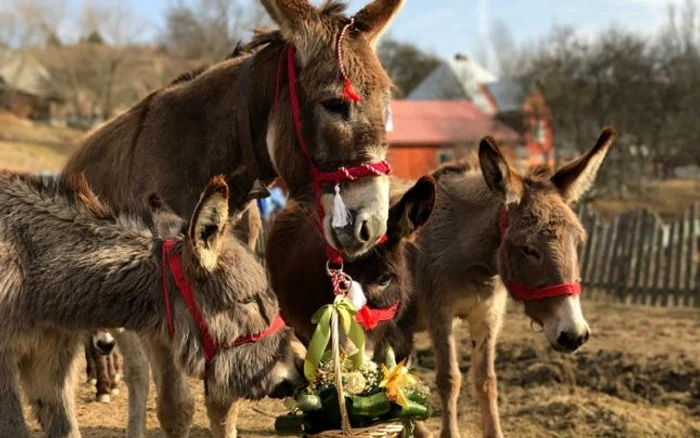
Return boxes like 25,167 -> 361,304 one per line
556,328 -> 590,352
355,216 -> 383,244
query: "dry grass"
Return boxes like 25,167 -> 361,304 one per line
0,111 -> 84,173
592,179 -> 700,221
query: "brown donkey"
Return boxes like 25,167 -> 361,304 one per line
267,176 -> 436,358
62,1 -> 404,436
402,129 -> 615,438
0,173 -> 304,438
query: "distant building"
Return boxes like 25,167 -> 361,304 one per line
0,50 -> 63,121
387,100 -> 519,180
408,53 -> 555,168
407,53 -> 496,114
481,78 -> 554,167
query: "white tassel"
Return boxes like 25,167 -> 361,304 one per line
331,183 -> 352,228
348,280 -> 367,311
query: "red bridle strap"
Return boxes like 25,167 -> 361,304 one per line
499,207 -> 582,301
161,239 -> 286,363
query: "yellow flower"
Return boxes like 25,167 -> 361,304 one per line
379,359 -> 417,408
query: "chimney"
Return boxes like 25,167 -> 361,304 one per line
454,52 -> 468,61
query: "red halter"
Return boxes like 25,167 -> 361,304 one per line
273,19 -> 396,329
161,239 -> 286,365
499,207 -> 582,301
275,42 -> 391,266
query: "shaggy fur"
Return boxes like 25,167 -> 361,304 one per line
0,173 -> 303,438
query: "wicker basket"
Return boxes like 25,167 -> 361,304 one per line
308,421 -> 404,438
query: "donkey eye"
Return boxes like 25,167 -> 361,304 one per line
321,98 -> 350,118
376,272 -> 392,287
240,297 -> 256,305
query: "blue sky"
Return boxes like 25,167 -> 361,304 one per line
66,0 -> 679,70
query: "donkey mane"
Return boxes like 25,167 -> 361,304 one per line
2,172 -> 158,234
168,65 -> 209,87
430,156 -> 480,181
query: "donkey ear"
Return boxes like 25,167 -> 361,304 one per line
354,0 -> 405,49
551,127 -> 615,204
388,175 -> 436,241
478,136 -> 523,204
260,0 -> 314,36
188,175 -> 230,271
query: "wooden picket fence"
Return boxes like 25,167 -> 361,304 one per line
577,202 -> 700,307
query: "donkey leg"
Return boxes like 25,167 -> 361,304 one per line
205,396 -> 240,438
22,340 -> 82,438
112,348 -> 123,383
94,351 -> 112,403
0,352 -> 30,438
107,353 -> 120,395
84,342 -> 97,385
428,305 -> 461,438
148,338 -> 194,438
465,288 -> 506,438
114,330 -> 150,438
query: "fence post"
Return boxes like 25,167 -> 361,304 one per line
661,221 -> 677,307
630,210 -> 650,304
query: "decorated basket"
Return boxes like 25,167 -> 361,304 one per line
275,292 -> 431,438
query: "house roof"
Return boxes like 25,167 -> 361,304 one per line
483,77 -> 535,113
387,100 -> 519,146
0,49 -> 58,99
407,54 -> 497,114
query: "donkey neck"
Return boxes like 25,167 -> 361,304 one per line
416,172 -> 503,288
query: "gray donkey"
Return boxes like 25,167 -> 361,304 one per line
0,172 -> 304,438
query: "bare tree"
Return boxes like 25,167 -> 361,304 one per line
160,0 -> 271,60
0,0 -> 66,48
489,19 -> 521,76
377,38 -> 440,97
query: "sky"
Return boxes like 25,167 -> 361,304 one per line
61,0 -> 683,71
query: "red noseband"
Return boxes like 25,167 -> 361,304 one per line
499,207 -> 582,301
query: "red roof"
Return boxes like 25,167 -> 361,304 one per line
388,100 -> 519,146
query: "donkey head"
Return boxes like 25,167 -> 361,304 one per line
174,176 -> 305,401
347,176 -> 436,311
91,329 -> 116,356
479,128 -> 615,352
262,0 -> 403,256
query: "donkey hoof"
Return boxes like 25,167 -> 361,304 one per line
97,394 -> 111,403
87,378 -> 97,386
110,388 -> 120,396
113,373 -> 122,383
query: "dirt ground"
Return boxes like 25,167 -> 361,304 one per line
24,298 -> 700,438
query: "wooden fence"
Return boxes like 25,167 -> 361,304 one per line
255,203 -> 700,307
577,202 -> 700,307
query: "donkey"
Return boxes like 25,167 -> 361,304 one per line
84,329 -> 122,403
0,173 -> 304,438
401,129 -> 615,438
267,176 -> 436,359
62,1 -> 404,436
